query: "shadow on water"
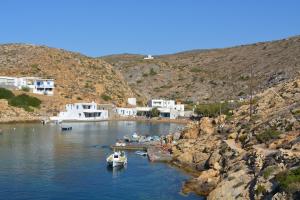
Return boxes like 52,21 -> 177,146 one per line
106,165 -> 127,178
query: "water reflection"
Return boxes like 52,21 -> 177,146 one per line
106,165 -> 127,178
0,121 -> 201,200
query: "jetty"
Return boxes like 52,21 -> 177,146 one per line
110,144 -> 149,151
110,132 -> 177,162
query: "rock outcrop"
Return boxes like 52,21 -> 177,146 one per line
171,76 -> 300,199
0,99 -> 41,123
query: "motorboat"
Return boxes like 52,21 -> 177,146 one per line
123,135 -> 131,142
61,126 -> 72,131
115,141 -> 126,147
131,132 -> 140,142
135,151 -> 147,156
106,151 -> 127,167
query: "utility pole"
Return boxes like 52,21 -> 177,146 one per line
249,65 -> 254,121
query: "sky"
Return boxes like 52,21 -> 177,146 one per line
0,0 -> 300,57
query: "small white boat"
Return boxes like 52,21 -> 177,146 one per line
106,151 -> 127,167
132,132 -> 139,139
131,132 -> 140,142
135,151 -> 147,156
115,141 -> 126,147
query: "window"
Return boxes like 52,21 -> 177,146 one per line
83,105 -> 91,109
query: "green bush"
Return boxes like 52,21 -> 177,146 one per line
194,102 -> 232,117
255,184 -> 266,196
275,167 -> 300,193
101,94 -> 112,101
21,86 -> 30,92
256,129 -> 281,143
238,134 -> 247,144
238,91 -> 245,96
190,67 -> 202,73
149,68 -> 157,76
263,166 -> 277,179
150,107 -> 160,118
142,73 -> 148,77
0,88 -> 15,99
8,94 -> 41,111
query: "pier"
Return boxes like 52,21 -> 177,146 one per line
110,144 -> 149,151
111,143 -> 172,162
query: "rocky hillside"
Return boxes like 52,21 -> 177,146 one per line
0,44 -> 134,115
103,36 -> 300,103
170,76 -> 300,199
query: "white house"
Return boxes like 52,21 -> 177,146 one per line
50,102 -> 108,122
148,99 -> 185,117
136,106 -> 180,119
116,107 -> 137,117
24,77 -> 54,96
149,99 -> 175,108
0,76 -> 55,96
0,76 -> 18,89
144,55 -> 154,60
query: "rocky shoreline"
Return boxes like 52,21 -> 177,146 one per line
166,77 -> 300,199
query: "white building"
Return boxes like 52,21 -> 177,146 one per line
116,107 -> 137,117
22,77 -> 54,96
144,55 -> 154,60
0,76 -> 18,89
0,76 -> 54,96
149,99 -> 175,108
148,99 -> 185,117
136,106 -> 179,119
127,98 -> 136,106
50,102 -> 108,122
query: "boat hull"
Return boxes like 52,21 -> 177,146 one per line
106,152 -> 127,168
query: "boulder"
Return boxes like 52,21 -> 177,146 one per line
208,168 -> 253,200
200,117 -> 215,135
181,125 -> 199,139
193,151 -> 210,164
228,132 -> 238,139
147,147 -> 172,162
182,169 -> 220,196
176,151 -> 194,165
271,192 -> 287,200
207,151 -> 222,171
173,132 -> 181,140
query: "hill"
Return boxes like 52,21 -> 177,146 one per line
0,44 -> 134,117
103,36 -> 300,104
172,75 -> 300,199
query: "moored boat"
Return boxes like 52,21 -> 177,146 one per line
106,151 -> 127,167
135,151 -> 147,156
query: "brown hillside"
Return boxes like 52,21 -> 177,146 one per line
103,36 -> 300,103
0,44 -> 134,115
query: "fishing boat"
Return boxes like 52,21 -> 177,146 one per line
106,151 -> 127,167
61,126 -> 72,131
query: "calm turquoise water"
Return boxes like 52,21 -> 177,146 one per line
0,121 -> 201,200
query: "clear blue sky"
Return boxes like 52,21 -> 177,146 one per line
1,0 -> 300,57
